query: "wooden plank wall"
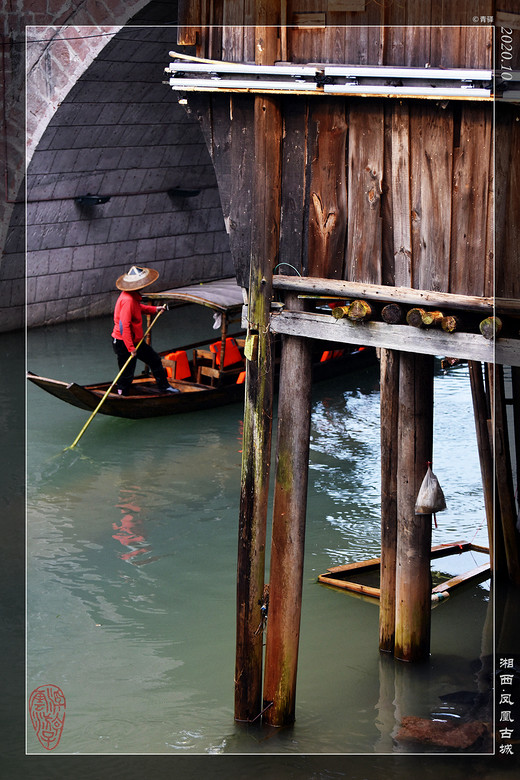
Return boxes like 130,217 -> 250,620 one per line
181,3 -> 494,69
175,15 -> 501,298
495,102 -> 520,301
191,91 -> 494,297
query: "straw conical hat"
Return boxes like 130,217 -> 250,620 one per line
116,265 -> 159,291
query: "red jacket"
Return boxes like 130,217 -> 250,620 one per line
112,291 -> 158,352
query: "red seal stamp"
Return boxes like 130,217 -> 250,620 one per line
28,684 -> 66,750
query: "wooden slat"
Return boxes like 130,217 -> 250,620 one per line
381,104 -> 394,286
318,576 -> 381,598
228,95 -> 256,289
449,105 -> 493,296
327,557 -> 381,574
496,104 -> 520,300
279,97 -> 308,275
410,103 -> 453,292
221,25 -> 245,63
325,541 -> 487,576
346,101 -> 384,284
308,99 -> 348,278
431,563 -> 491,594
390,101 -> 412,287
269,309 -> 520,366
177,0 -> 201,46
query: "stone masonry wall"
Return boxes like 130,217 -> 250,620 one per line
1,1 -> 152,331
25,25 -> 233,327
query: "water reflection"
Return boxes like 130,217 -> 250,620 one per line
113,490 -> 156,565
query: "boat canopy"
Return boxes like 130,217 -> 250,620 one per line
145,277 -> 244,315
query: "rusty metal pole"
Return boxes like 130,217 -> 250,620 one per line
394,352 -> 434,662
262,294 -> 313,727
234,16 -> 282,723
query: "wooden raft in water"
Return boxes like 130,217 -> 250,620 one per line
318,541 -> 490,602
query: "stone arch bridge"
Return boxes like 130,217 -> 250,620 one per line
2,0 -> 232,332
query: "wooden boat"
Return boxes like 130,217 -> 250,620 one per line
27,278 -> 374,419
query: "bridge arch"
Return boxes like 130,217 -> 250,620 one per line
2,1 -> 233,331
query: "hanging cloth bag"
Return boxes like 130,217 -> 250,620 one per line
415,465 -> 447,527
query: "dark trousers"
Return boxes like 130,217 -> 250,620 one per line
112,338 -> 170,393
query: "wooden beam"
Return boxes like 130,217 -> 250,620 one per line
379,348 -> 399,653
319,542 -> 490,598
273,274 -> 518,314
235,90 -> 282,722
268,309 -> 520,366
394,352 -> 434,662
431,563 -> 491,594
513,367 -> 520,514
262,294 -> 313,728
468,361 -> 494,564
490,364 -> 520,585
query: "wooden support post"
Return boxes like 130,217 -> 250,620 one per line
235,15 -> 282,724
512,366 -> 520,515
468,361 -> 494,564
379,348 -> 400,654
262,294 -> 313,727
489,363 -> 520,585
394,352 -> 434,662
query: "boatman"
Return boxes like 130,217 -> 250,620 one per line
112,265 -> 179,395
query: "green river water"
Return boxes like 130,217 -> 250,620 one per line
2,307 -> 518,778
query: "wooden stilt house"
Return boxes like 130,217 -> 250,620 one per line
172,1 -> 520,727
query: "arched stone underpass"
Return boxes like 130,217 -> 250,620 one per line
2,1 -> 234,331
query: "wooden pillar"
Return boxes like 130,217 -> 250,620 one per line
262,294 -> 313,727
468,361 -> 494,563
490,363 -> 520,585
394,352 -> 434,662
511,366 -> 520,521
379,348 -> 400,653
234,14 -> 282,724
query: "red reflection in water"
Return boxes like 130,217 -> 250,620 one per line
113,493 -> 152,563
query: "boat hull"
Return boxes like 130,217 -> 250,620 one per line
27,373 -> 245,419
27,347 -> 374,420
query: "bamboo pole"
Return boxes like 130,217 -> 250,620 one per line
394,352 -> 434,662
468,361 -> 494,564
235,15 -> 282,724
65,308 -> 164,450
262,294 -> 313,727
379,348 -> 400,653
